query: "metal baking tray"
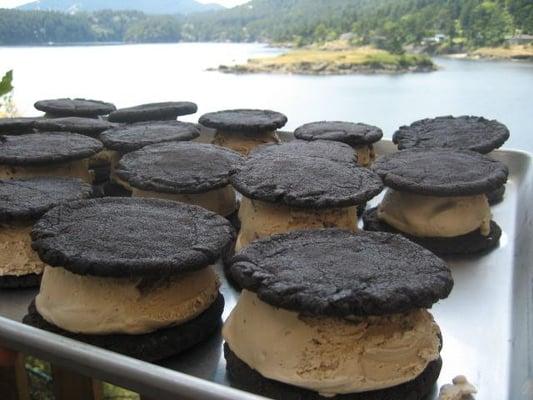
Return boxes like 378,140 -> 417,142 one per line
0,140 -> 531,400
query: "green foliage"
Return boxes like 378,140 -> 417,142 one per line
0,70 -> 13,97
462,1 -> 513,47
507,0 -> 533,34
125,16 -> 182,42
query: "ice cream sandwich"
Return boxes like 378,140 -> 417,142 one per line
34,117 -> 118,138
24,198 -> 234,361
0,132 -> 102,183
0,177 -> 93,289
34,98 -> 116,119
230,140 -> 383,252
363,149 -> 509,255
224,229 -> 453,399
114,142 -> 243,219
393,115 -> 510,204
107,102 -> 197,123
294,121 -> 383,167
199,109 -> 287,155
0,117 -> 40,134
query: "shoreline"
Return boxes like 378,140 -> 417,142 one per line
213,46 -> 436,76
213,64 -> 436,75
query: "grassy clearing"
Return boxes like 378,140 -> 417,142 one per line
471,44 -> 533,59
219,46 -> 435,74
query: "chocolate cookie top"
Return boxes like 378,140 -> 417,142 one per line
32,198 -> 235,277
107,102 -> 198,123
393,116 -> 510,154
372,149 -> 509,196
100,121 -> 200,153
34,98 -> 116,117
34,117 -> 118,137
0,132 -> 103,166
230,143 -> 383,208
231,229 -> 453,316
294,121 -> 383,146
199,109 -> 287,133
0,117 -> 40,134
0,177 -> 93,224
250,140 -> 356,164
116,142 -> 244,194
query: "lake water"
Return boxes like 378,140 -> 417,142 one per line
1,42 -> 532,153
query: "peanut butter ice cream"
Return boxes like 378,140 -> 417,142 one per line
212,130 -> 280,156
0,225 -> 45,277
377,189 -> 491,237
224,290 -> 441,397
131,184 -> 237,217
115,142 -> 243,217
355,144 -> 376,168
0,159 -> 93,183
236,197 -> 357,251
36,266 -> 220,335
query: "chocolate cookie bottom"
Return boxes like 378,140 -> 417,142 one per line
224,344 -> 442,400
362,207 -> 502,255
0,273 -> 41,289
23,293 -> 224,361
486,184 -> 506,205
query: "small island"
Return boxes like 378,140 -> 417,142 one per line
215,45 -> 436,75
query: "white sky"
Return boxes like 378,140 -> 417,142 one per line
0,0 -> 249,8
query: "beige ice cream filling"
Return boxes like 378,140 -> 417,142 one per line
115,174 -> 237,216
223,290 -> 441,396
212,130 -> 280,156
236,197 -> 357,252
0,224 -> 46,277
89,149 -> 121,170
378,189 -> 491,238
354,144 -> 375,168
36,266 -> 220,335
0,159 -> 93,183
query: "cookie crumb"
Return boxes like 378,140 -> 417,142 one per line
439,375 -> 477,400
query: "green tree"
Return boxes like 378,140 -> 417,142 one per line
506,0 -> 533,33
463,1 -> 513,46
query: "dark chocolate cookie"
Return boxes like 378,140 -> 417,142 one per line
393,116 -> 510,154
372,149 -> 508,196
294,121 -> 383,147
0,273 -> 41,289
199,109 -> 287,133
362,207 -> 502,255
249,140 -> 357,164
0,177 -> 93,224
34,98 -> 116,118
115,142 -> 244,194
107,102 -> 197,123
225,345 -> 442,400
24,294 -> 224,361
99,121 -> 200,153
230,229 -> 452,317
34,117 -> 118,137
230,146 -> 383,208
486,184 -> 506,205
31,198 -> 235,277
0,132 -> 103,166
0,117 -> 40,134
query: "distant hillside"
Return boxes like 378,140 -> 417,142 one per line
1,0 -> 532,49
18,0 -> 224,15
185,0 -> 533,49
